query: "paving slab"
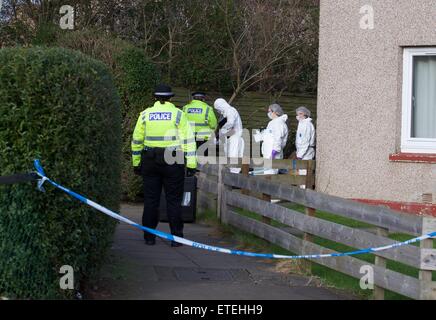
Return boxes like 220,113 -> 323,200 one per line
87,203 -> 355,300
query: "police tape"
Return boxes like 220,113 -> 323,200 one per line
33,159 -> 436,260
0,172 -> 39,185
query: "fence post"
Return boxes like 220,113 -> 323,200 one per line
261,175 -> 272,225
304,160 -> 316,190
301,160 -> 316,274
419,217 -> 436,299
373,227 -> 389,300
419,240 -> 434,300
241,163 -> 250,196
217,164 -> 224,220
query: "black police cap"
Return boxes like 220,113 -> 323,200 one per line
192,91 -> 206,98
154,84 -> 175,97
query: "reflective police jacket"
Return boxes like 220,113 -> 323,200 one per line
131,101 -> 197,169
183,100 -> 218,141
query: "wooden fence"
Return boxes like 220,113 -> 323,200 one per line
196,159 -> 436,300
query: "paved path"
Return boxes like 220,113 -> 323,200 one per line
87,204 -> 352,300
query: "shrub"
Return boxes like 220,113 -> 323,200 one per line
0,47 -> 122,299
56,30 -> 160,200
115,46 -> 160,201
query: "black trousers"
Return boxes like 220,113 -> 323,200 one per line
196,139 -> 217,157
141,149 -> 185,241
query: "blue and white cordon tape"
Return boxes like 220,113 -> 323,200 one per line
33,160 -> 436,260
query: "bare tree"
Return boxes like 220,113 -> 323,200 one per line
0,0 -> 319,93
107,0 -> 208,81
141,0 -> 206,79
216,0 -> 315,103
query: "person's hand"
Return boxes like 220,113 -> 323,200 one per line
271,150 -> 279,159
133,166 -> 142,176
186,168 -> 197,177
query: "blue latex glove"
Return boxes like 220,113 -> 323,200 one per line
271,150 -> 279,159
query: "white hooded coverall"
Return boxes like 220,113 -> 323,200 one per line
254,115 -> 289,174
261,115 -> 289,160
296,117 -> 316,160
214,99 -> 244,173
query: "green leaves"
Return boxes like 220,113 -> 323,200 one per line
116,46 -> 160,115
53,31 -> 160,200
0,47 -> 121,299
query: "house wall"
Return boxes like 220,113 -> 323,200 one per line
316,0 -> 436,204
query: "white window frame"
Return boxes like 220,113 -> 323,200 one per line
401,47 -> 436,154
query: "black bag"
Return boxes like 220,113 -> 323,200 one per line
159,175 -> 197,223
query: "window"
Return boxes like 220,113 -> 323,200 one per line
401,48 -> 436,154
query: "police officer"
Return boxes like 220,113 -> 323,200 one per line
183,92 -> 217,155
132,84 -> 197,247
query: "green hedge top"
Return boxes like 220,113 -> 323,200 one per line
0,47 -> 122,299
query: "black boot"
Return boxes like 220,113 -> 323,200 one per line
171,241 -> 183,247
145,238 -> 156,246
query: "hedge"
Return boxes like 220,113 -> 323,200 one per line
55,30 -> 161,200
115,46 -> 161,200
0,47 -> 122,299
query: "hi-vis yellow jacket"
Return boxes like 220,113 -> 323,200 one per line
131,101 -> 197,169
183,100 -> 217,141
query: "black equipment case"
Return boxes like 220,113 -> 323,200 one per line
159,175 -> 197,223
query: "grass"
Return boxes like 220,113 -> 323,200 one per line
282,203 -> 376,228
197,204 -> 436,300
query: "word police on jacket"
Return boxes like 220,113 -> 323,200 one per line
149,112 -> 172,121
187,108 -> 203,114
